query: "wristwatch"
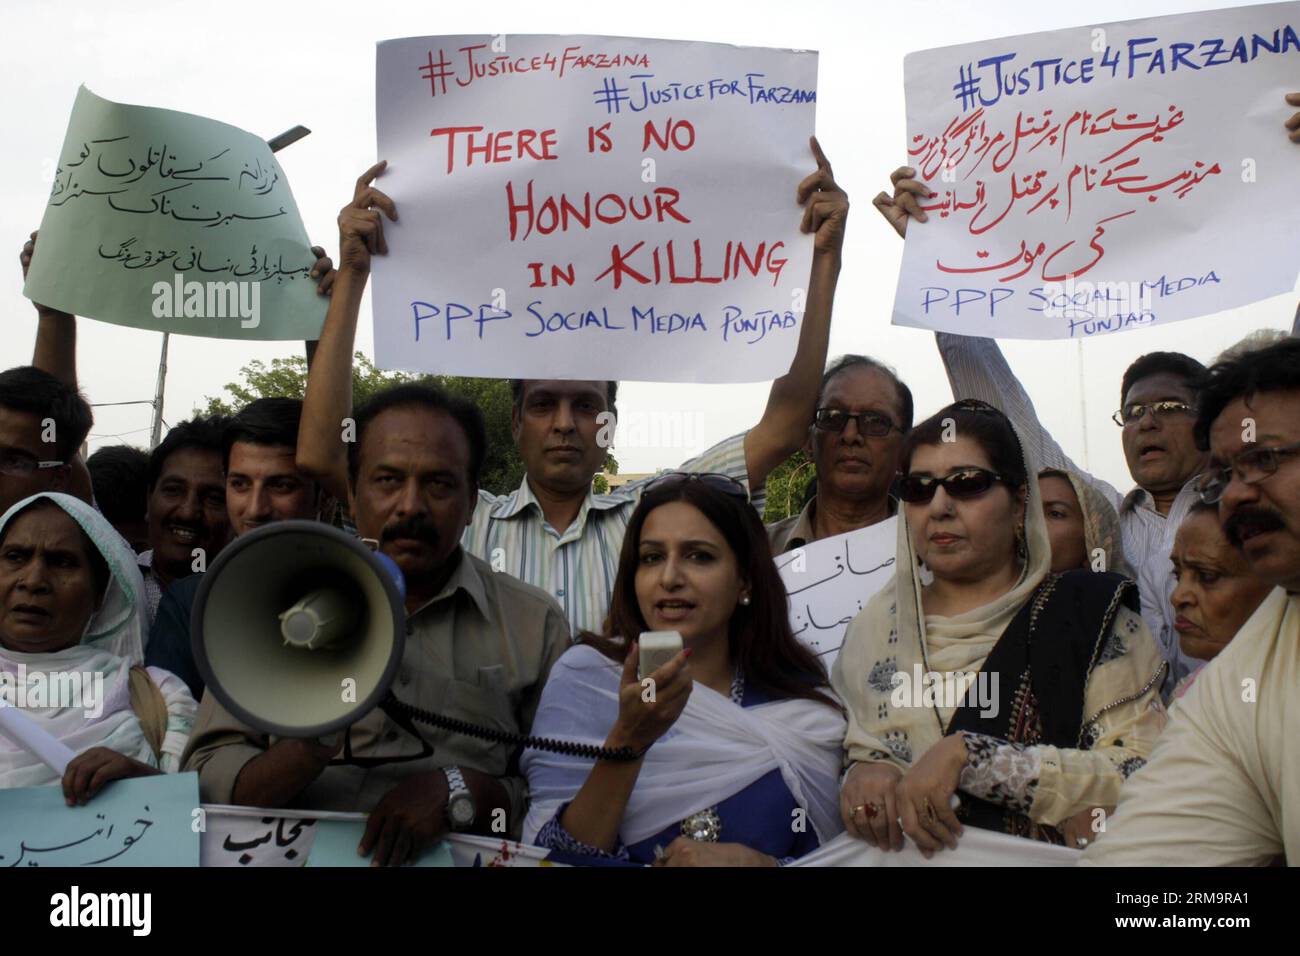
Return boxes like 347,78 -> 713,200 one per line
443,765 -> 475,831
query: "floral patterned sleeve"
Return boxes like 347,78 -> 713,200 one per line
956,605 -> 1169,826
957,733 -> 1041,814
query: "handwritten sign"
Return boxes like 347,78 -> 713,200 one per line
201,805 -> 556,867
776,518 -> 897,671
23,86 -> 326,340
891,3 -> 1300,340
0,772 -> 199,867
200,805 -> 327,867
372,35 -> 817,381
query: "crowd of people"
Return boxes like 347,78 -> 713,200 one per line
1,112 -> 1297,868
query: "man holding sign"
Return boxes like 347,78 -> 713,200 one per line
298,137 -> 849,633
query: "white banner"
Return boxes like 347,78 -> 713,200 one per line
789,829 -> 1078,866
776,518 -> 898,672
198,804 -> 1077,867
892,2 -> 1300,340
200,805 -> 558,867
373,34 -> 817,381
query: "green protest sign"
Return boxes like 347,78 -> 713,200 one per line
24,86 -> 325,340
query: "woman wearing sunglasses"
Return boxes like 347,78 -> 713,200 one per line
521,473 -> 846,866
834,401 -> 1168,854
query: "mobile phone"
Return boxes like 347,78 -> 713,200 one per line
637,630 -> 683,681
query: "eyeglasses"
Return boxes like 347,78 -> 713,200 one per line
813,408 -> 900,438
1111,400 -> 1193,427
1195,440 -> 1300,504
643,471 -> 749,501
0,450 -> 64,478
898,467 -> 1010,504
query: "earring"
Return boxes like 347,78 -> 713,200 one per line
739,595 -> 751,606
1014,524 -> 1027,561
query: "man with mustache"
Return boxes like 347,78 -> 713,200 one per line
298,139 -> 849,633
1084,339 -> 1300,866
139,416 -> 232,627
185,280 -> 570,865
144,398 -> 324,698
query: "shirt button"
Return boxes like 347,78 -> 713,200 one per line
385,730 -> 399,743
405,622 -> 414,637
398,671 -> 412,687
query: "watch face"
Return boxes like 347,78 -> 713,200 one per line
450,795 -> 475,827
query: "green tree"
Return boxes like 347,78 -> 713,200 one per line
200,354 -> 617,497
761,450 -> 815,522
199,353 -> 416,417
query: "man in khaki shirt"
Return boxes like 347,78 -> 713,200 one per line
184,379 -> 569,866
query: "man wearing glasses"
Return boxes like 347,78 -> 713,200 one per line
0,365 -> 93,517
766,355 -> 912,554
1084,339 -> 1300,866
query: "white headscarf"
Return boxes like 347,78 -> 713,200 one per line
522,644 -> 847,848
0,492 -> 146,663
0,493 -> 159,788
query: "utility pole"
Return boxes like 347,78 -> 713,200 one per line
148,332 -> 170,448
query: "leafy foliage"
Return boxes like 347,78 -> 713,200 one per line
761,450 -> 815,522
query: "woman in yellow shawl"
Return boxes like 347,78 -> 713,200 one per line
834,401 -> 1167,856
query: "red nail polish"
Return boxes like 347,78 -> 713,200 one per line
683,648 -> 694,658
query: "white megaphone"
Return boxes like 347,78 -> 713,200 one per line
192,520 -> 407,738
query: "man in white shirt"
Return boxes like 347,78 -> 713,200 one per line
1083,339 -> 1300,866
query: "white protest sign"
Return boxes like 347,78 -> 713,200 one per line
373,35 -> 817,381
776,517 -> 897,672
892,3 -> 1300,340
200,805 -> 558,867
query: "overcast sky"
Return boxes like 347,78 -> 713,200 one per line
3,0 -> 1294,490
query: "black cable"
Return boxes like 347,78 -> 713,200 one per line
383,696 -> 647,763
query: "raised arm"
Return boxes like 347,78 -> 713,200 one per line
297,162 -> 397,503
744,137 -> 848,490
21,231 -> 77,387
874,167 -> 1124,508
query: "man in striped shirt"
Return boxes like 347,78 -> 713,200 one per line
299,140 -> 851,634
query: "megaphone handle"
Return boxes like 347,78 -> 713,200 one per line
329,701 -> 437,770
382,696 -> 650,763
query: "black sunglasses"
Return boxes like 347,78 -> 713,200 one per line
643,471 -> 749,501
898,467 -> 1010,504
813,408 -> 899,437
